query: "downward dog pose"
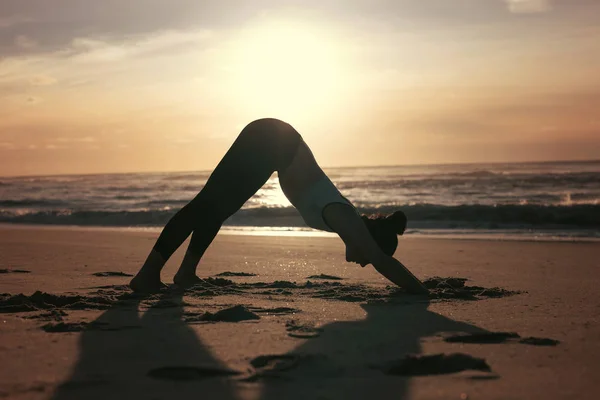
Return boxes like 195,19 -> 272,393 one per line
130,118 -> 428,294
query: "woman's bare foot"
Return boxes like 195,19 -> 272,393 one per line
173,272 -> 203,288
173,250 -> 203,288
130,249 -> 168,293
129,273 -> 166,293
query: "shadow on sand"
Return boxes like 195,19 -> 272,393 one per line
49,290 -> 240,400
49,292 -> 488,400
255,299 -> 488,400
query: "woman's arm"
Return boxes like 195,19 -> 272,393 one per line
322,203 -> 429,295
370,255 -> 430,295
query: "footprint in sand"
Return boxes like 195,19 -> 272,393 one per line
42,322 -> 88,332
379,353 -> 492,376
242,353 -> 327,381
444,332 -> 520,344
214,271 -> 258,277
519,337 -> 560,346
444,332 -> 560,346
184,305 -> 260,323
41,321 -> 141,332
285,320 -> 323,339
24,310 -> 67,321
241,354 -> 301,381
0,292 -> 114,313
91,271 -> 133,277
306,274 -> 344,280
248,306 -> 301,316
0,269 -> 31,274
251,354 -> 300,371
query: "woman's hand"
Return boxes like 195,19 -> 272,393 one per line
323,203 -> 429,295
371,254 -> 429,295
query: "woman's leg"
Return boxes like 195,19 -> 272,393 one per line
130,118 -> 301,291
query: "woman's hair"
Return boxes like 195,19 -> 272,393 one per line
361,210 -> 407,256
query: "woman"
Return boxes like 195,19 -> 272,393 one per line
130,118 -> 428,294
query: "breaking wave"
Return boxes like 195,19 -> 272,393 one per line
1,204 -> 598,231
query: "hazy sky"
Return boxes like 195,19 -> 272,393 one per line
1,0 -> 599,176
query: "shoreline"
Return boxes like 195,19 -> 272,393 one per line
1,222 -> 598,243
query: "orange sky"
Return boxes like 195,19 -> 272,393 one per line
1,0 -> 599,176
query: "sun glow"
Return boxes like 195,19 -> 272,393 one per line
226,22 -> 347,125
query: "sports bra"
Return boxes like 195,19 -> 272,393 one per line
294,175 -> 358,232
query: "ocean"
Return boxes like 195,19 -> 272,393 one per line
1,160 -> 599,240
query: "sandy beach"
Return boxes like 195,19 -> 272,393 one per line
1,224 -> 599,399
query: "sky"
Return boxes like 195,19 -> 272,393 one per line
1,0 -> 599,176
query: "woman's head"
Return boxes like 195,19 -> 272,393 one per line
362,210 -> 407,256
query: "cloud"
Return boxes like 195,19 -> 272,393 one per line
35,136 -> 102,151
69,38 -> 129,62
14,35 -> 38,49
506,0 -> 552,14
0,28 -> 211,96
0,1 -> 502,59
45,144 -> 66,150
67,29 -> 212,63
0,1 -> 236,56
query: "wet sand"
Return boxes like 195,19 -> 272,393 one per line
0,224 -> 599,399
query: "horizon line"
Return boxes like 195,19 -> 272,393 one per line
2,158 -> 599,179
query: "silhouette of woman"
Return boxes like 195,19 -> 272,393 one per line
130,118 -> 427,294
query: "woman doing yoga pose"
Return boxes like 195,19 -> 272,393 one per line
130,118 -> 428,294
